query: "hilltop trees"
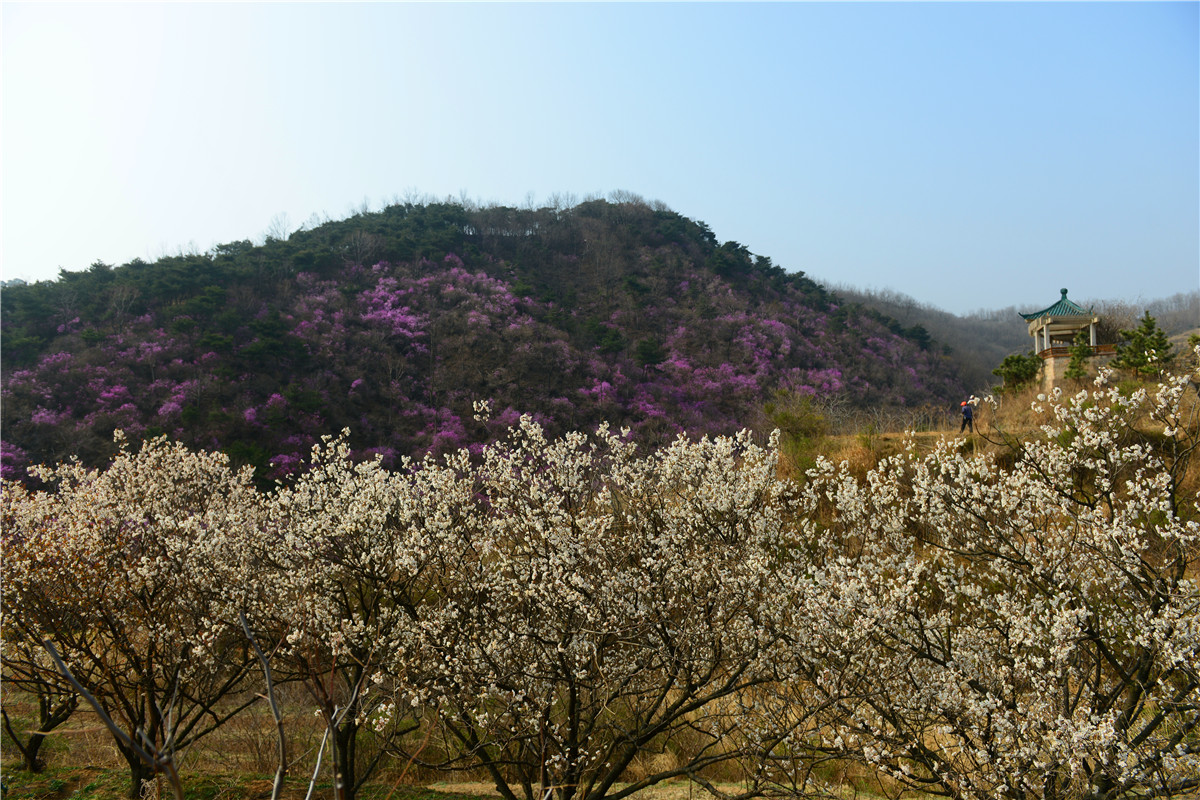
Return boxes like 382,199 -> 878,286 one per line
0,199 -> 965,483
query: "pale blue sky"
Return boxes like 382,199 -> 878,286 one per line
3,2 -> 1197,314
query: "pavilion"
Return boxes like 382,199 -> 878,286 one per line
1018,288 -> 1115,385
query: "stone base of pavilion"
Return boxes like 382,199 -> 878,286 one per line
1038,346 -> 1118,388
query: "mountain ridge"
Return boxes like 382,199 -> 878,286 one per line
0,198 -> 1024,480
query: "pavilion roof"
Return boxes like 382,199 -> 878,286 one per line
1019,288 -> 1093,321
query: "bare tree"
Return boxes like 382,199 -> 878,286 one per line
266,212 -> 293,242
343,230 -> 382,267
103,283 -> 140,327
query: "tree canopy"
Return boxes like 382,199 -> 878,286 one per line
5,357 -> 1198,799
1113,310 -> 1174,377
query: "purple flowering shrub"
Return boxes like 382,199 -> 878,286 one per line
0,440 -> 30,483
1,201 -> 966,480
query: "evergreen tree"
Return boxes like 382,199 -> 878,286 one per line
1113,311 -> 1173,377
992,351 -> 1042,391
1063,328 -> 1092,383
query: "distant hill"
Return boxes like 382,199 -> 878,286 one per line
831,284 -> 1199,393
1,198 -> 968,481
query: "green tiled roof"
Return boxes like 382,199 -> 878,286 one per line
1019,288 -> 1093,320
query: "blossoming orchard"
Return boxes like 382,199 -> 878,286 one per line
3,362 -> 1198,800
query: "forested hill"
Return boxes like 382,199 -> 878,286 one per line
1,198 -> 965,481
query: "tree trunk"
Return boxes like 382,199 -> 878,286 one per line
2,690 -> 78,773
335,718 -> 358,800
120,744 -> 155,800
23,731 -> 48,772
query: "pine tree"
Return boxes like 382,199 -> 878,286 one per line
992,351 -> 1042,391
1063,328 -> 1092,383
1113,311 -> 1174,377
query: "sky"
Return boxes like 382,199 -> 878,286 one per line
2,2 -> 1197,316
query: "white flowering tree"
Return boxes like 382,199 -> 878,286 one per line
7,367 -> 1196,800
389,418 -> 828,800
788,367 -> 1200,799
258,433 -> 470,799
1,435 -> 268,796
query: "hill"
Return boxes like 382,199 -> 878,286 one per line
1,198 -> 965,481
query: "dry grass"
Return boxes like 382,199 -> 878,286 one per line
423,779 -> 923,800
2,700 -> 925,800
817,373 -> 1200,489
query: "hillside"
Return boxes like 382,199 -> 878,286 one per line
1,198 -> 965,481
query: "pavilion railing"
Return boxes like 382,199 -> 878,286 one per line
1036,344 -> 1117,359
